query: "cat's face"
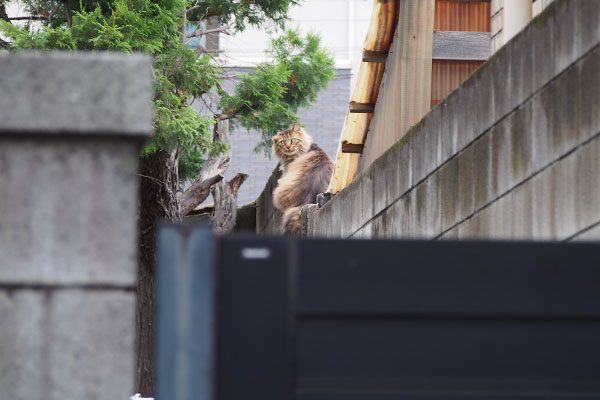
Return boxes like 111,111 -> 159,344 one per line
272,123 -> 312,159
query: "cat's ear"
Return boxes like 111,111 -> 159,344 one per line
292,123 -> 302,133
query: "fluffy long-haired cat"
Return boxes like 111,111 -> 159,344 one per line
272,123 -> 334,234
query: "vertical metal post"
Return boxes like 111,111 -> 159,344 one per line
156,224 -> 215,400
503,0 -> 532,43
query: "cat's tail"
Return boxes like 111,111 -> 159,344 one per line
282,206 -> 303,235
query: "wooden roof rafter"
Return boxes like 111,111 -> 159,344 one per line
349,102 -> 376,113
328,0 -> 399,194
362,50 -> 388,63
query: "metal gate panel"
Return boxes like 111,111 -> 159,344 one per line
156,226 -> 600,399
294,239 -> 600,399
215,236 -> 293,400
295,240 -> 600,316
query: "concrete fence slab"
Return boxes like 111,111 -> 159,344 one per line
256,0 -> 600,244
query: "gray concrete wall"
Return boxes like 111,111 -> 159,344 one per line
255,166 -> 283,235
0,52 -> 152,399
298,0 -> 600,242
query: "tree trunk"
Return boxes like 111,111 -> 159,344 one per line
137,149 -> 181,396
136,121 -> 232,395
135,120 -> 245,395
0,2 -> 10,23
1,0 -> 12,49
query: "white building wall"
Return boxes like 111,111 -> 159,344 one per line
220,0 -> 373,88
491,0 -> 555,55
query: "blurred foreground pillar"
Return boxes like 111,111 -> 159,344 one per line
0,52 -> 152,400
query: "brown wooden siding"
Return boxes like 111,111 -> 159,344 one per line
357,0 -> 435,173
431,60 -> 485,108
431,1 -> 490,108
434,0 -> 491,32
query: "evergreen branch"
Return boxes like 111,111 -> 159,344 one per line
200,95 -> 220,115
239,0 -> 255,8
166,62 -> 183,80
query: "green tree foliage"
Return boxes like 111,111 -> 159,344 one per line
221,29 -> 334,155
1,0 -> 334,182
186,0 -> 299,30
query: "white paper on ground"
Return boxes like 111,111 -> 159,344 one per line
130,394 -> 154,400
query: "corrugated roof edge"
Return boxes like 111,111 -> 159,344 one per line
328,0 -> 399,194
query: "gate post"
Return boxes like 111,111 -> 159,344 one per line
0,52 -> 152,399
156,224 -> 215,400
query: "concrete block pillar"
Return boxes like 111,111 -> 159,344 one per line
0,52 -> 152,400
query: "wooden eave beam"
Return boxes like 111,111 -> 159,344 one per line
433,31 -> 491,61
362,50 -> 388,63
349,102 -> 375,113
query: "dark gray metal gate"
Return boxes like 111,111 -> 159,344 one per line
156,224 -> 600,400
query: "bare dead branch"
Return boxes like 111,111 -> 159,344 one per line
185,5 -> 201,15
8,16 -> 49,20
210,172 -> 249,234
217,108 -> 240,121
180,120 -> 232,217
194,44 -> 206,56
137,173 -> 165,187
217,114 -> 234,121
229,173 -> 249,198
180,174 -> 224,216
198,93 -> 223,115
186,25 -> 230,39
167,56 -> 185,80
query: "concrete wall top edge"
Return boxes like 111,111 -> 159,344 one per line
0,51 -> 153,136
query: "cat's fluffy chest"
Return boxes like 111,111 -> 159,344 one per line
279,149 -> 312,173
